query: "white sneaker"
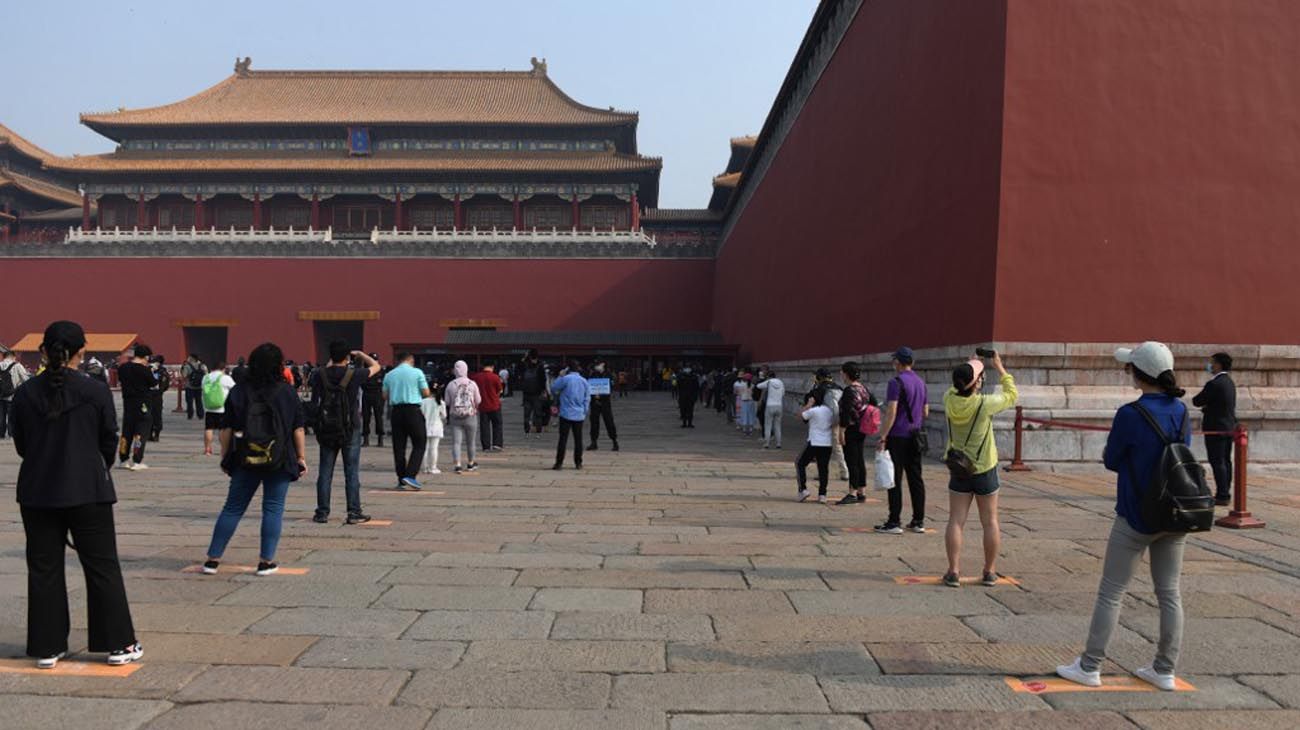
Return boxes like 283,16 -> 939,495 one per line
36,652 -> 66,670
817,495 -> 828,504
132,463 -> 149,470
796,490 -> 810,502
1135,665 -> 1176,691
429,468 -> 441,475
107,643 -> 143,666
1055,657 -> 1101,687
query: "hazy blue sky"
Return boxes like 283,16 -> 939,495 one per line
1,0 -> 817,208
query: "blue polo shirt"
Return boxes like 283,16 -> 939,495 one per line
382,363 -> 427,406
1103,393 -> 1190,534
550,372 -> 590,421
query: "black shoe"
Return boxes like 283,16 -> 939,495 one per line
201,559 -> 220,575
466,462 -> 478,472
588,442 -> 598,451
874,522 -> 903,535
575,463 -> 583,470
906,520 -> 927,534
943,572 -> 961,588
981,571 -> 1000,587
362,436 -> 370,447
611,441 -> 620,452
835,493 -> 860,505
255,561 -> 278,576
346,513 -> 371,525
1215,497 -> 1231,506
312,513 -> 328,524
552,463 -> 563,470
377,436 -> 384,448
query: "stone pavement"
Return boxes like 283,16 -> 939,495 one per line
2,392 -> 1300,729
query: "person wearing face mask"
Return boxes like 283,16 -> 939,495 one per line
1192,353 -> 1237,506
587,359 -> 619,451
677,364 -> 700,427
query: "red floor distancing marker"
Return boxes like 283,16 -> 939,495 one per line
1005,676 -> 1196,694
0,658 -> 142,677
895,575 -> 1020,586
181,565 -> 311,575
358,519 -> 393,527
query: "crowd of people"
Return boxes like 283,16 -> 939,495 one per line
3,321 -> 1237,694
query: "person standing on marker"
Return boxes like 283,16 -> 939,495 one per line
384,351 -> 432,488
587,359 -> 619,451
1057,341 -> 1191,692
876,346 -> 929,535
940,350 -> 1017,588
1192,352 -> 1237,506
13,321 -> 142,669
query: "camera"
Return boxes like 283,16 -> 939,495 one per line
975,347 -> 997,358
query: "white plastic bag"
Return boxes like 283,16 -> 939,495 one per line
873,449 -> 894,490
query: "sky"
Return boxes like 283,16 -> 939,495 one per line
1,0 -> 818,209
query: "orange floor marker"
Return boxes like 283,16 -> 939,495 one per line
358,519 -> 393,527
0,658 -> 142,677
894,575 -> 1021,586
181,565 -> 310,575
1006,676 -> 1196,694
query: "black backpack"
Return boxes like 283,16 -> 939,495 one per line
0,363 -> 15,399
237,386 -> 288,471
1132,402 -> 1215,533
313,368 -> 355,448
187,364 -> 205,389
839,383 -> 865,429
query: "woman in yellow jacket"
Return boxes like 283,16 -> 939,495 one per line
941,351 -> 1017,588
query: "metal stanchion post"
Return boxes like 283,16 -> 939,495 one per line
1006,406 -> 1032,472
1215,426 -> 1265,529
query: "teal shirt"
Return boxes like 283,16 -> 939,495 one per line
382,363 -> 427,405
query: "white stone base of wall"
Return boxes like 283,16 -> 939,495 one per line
762,341 -> 1299,465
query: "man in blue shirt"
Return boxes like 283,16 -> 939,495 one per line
550,361 -> 590,470
382,352 -> 432,490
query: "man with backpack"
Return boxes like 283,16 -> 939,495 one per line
0,347 -> 31,439
835,362 -> 879,505
181,354 -> 208,420
147,355 -> 169,441
519,349 -> 548,436
201,362 -> 236,456
309,343 -> 380,523
383,351 -> 433,489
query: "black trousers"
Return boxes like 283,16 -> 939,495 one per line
22,503 -> 135,657
479,410 -> 503,450
0,398 -> 10,438
119,399 -> 152,464
148,393 -> 163,438
844,429 -> 868,489
679,398 -> 696,425
796,443 -> 832,495
1205,434 -> 1233,500
184,388 -> 205,419
362,392 -> 385,438
555,418 -> 584,466
522,394 -> 545,432
887,435 -> 926,524
590,398 -> 618,443
389,404 -> 426,479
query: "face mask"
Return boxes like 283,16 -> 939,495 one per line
595,365 -> 605,373
1206,363 -> 1214,373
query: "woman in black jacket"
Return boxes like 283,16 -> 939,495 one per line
11,321 -> 141,669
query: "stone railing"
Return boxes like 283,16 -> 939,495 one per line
370,226 -> 656,247
65,226 -> 333,243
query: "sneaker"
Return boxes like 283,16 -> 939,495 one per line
121,462 -> 136,471
255,561 -> 278,576
1134,665 -> 1177,691
465,463 -> 478,472
490,445 -> 503,451
428,467 -> 441,475
312,513 -> 328,524
836,493 -> 860,505
817,494 -> 828,504
906,521 -> 926,534
201,560 -> 220,575
942,572 -> 961,588
1056,657 -> 1102,688
982,571 -> 1000,587
107,643 -> 143,666
345,513 -> 371,525
400,476 -> 423,490
552,463 -> 562,470
874,522 -> 903,535
132,463 -> 149,470
797,490 -> 811,502
36,652 -> 66,669
454,465 -> 464,474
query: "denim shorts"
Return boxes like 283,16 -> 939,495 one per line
949,467 -> 1000,496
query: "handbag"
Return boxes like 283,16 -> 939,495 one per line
895,377 -> 929,457
944,398 -> 988,480
873,449 -> 895,490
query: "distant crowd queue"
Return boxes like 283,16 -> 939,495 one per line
4,322 -> 1234,692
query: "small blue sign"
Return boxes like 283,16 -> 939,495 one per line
588,377 -> 611,396
348,127 -> 371,156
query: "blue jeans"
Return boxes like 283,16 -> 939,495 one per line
316,429 -> 362,516
206,468 -> 291,561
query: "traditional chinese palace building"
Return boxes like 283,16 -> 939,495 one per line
0,124 -> 89,240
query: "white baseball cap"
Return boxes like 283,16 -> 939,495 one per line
1115,341 -> 1175,378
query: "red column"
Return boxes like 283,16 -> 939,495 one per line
252,192 -> 262,230
394,191 -> 403,230
571,196 -> 580,230
194,195 -> 205,229
453,194 -> 462,230
137,193 -> 146,229
82,191 -> 91,230
630,193 -> 640,230
311,192 -> 320,230
513,194 -> 522,230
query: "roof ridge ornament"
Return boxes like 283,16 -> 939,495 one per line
235,57 -> 252,76
530,57 -> 547,76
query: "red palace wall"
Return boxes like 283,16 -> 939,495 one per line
993,0 -> 1300,345
712,1 -> 1009,363
0,258 -> 714,361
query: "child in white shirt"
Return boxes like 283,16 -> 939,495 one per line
796,396 -> 835,503
420,385 -> 447,474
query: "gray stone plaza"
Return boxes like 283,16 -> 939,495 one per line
2,395 -> 1300,729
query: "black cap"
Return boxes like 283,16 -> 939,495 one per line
814,367 -> 831,378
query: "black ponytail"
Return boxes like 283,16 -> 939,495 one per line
1134,367 -> 1186,399
39,320 -> 87,422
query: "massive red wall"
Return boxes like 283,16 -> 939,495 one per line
995,0 -> 1300,344
0,258 -> 714,360
712,1 -> 1009,362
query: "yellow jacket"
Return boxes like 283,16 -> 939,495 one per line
942,372 -> 1018,475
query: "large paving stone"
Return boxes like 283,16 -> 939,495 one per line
374,584 -> 536,611
123,577 -> 240,604
787,590 -> 1010,617
866,710 -> 1137,730
462,640 -> 663,672
550,613 -> 714,641
108,603 -> 273,634
668,641 -> 878,675
714,615 -> 984,643
174,665 -> 409,704
644,589 -> 794,614
1113,617 -> 1300,674
4,695 -> 170,729
743,570 -> 831,591
428,709 -> 665,730
215,580 -> 388,608
612,671 -> 829,712
669,714 -> 869,729
868,642 -> 1127,675
381,566 -> 519,586
301,549 -> 426,565
137,631 -> 315,665
144,701 -> 433,730
418,552 -> 602,569
529,588 -> 643,612
1127,709 -> 1300,729
1041,676 -> 1278,710
1240,674 -> 1300,709
963,614 -> 1147,645
819,675 -> 1049,712
294,637 -> 465,669
517,568 -> 746,589
247,607 -> 419,638
403,610 -> 555,640
0,662 -> 206,700
399,668 -> 611,709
